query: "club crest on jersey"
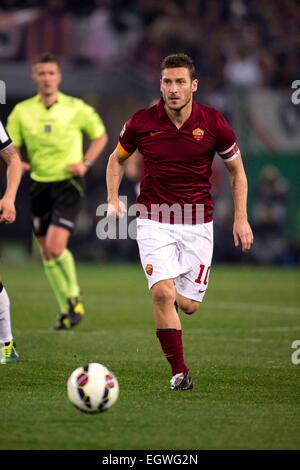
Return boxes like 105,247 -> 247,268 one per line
192,128 -> 204,141
145,264 -> 153,276
44,124 -> 52,133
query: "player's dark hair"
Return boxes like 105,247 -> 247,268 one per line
33,53 -> 61,69
161,53 -> 196,80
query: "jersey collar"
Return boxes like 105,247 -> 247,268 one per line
156,97 -> 198,127
35,92 -> 63,107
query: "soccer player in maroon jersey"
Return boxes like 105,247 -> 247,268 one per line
0,119 -> 22,364
106,53 -> 253,390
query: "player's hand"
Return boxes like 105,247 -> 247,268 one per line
21,162 -> 31,173
233,219 -> 254,252
0,196 -> 16,224
107,198 -> 126,219
68,163 -> 87,177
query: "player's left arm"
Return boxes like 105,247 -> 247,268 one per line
0,144 -> 22,224
225,154 -> 254,252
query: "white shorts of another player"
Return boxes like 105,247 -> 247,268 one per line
136,218 -> 213,302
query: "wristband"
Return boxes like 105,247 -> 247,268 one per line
83,160 -> 93,168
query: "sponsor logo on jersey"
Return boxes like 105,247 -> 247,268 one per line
150,130 -> 164,137
192,128 -> 204,141
145,264 -> 153,275
44,124 -> 52,133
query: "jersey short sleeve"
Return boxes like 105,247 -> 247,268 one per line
6,106 -> 23,147
118,117 -> 138,157
215,111 -> 239,162
78,101 -> 106,139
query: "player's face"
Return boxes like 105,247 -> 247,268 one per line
32,62 -> 62,96
160,68 -> 198,112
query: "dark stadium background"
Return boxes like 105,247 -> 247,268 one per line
0,0 -> 299,265
0,0 -> 300,454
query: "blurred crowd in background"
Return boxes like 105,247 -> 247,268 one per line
0,0 -> 299,265
1,0 -> 299,89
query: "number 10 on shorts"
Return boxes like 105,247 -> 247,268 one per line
195,264 -> 211,285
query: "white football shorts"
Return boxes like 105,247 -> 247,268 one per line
136,218 -> 213,302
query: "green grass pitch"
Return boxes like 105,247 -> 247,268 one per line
0,262 -> 299,450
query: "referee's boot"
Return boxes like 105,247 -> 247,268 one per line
68,296 -> 85,328
53,313 -> 71,331
0,340 -> 19,364
170,370 -> 193,391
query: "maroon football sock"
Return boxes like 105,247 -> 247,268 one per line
156,328 -> 188,376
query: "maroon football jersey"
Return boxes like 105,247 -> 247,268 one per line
118,98 -> 238,223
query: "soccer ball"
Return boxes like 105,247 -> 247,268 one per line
67,363 -> 119,413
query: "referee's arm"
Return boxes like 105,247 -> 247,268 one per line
68,132 -> 108,177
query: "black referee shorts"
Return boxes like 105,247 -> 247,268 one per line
29,177 -> 84,237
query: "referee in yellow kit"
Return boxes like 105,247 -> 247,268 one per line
7,53 -> 108,330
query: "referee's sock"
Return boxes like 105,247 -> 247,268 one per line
43,258 -> 69,313
0,282 -> 13,344
156,328 -> 188,376
55,249 -> 80,299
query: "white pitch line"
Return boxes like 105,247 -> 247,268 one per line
12,328 -> 272,344
249,326 -> 300,333
206,301 -> 300,315
188,326 -> 300,334
13,329 -> 111,336
12,329 -> 291,345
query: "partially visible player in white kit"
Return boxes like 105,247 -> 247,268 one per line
0,119 -> 22,364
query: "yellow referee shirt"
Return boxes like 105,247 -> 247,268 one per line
7,92 -> 106,182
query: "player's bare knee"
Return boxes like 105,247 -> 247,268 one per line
37,238 -> 47,259
46,243 -> 64,259
52,248 -> 65,259
152,283 -> 175,306
39,246 -> 48,259
39,244 -> 50,260
181,300 -> 200,315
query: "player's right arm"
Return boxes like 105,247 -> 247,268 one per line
9,145 -> 30,174
0,144 -> 22,224
107,116 -> 139,217
6,105 -> 31,174
106,144 -> 132,218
